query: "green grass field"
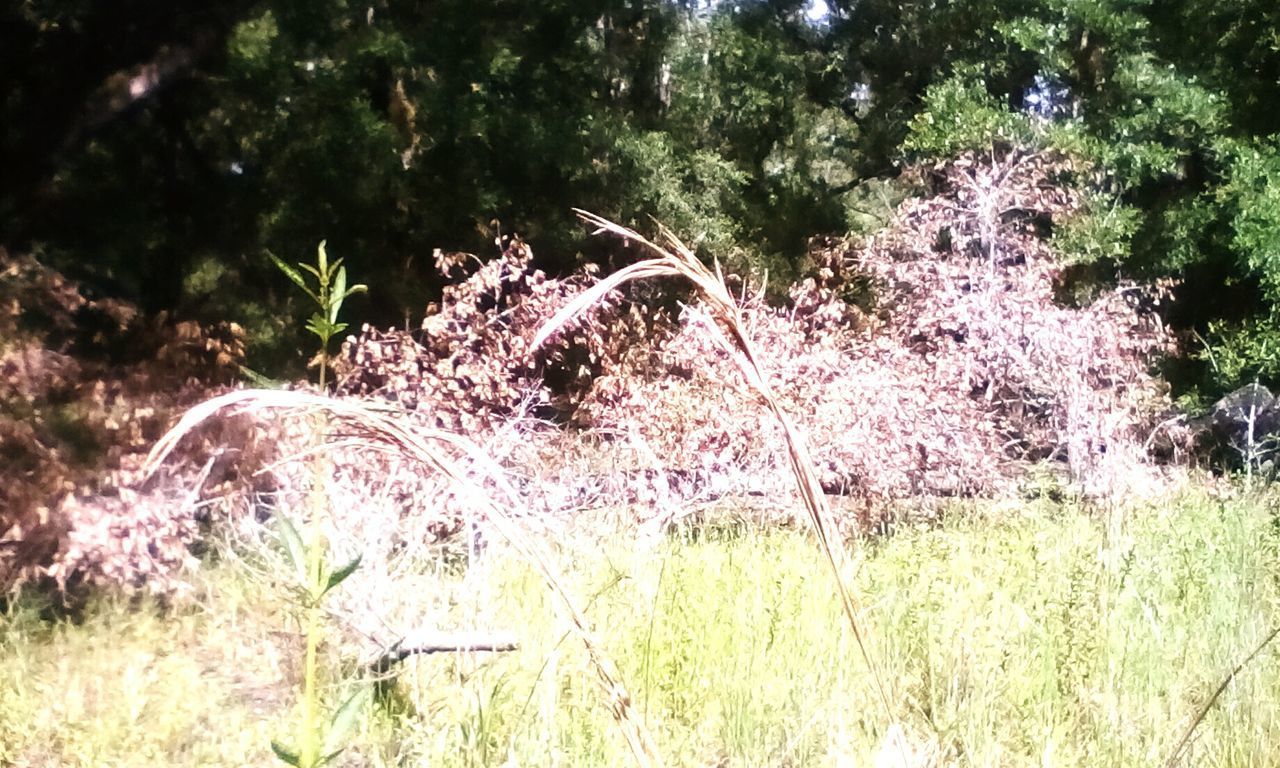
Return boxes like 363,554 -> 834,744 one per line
5,488 -> 1280,766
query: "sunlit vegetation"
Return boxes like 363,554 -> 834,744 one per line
5,1 -> 1280,766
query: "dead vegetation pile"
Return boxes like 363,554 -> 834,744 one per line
0,249 -> 267,593
573,152 -> 1173,501
3,151 -> 1177,593
324,151 -> 1173,518
333,235 -> 651,431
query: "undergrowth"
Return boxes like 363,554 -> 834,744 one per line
4,488 -> 1280,766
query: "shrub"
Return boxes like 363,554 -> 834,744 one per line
575,151 -> 1173,502
0,248 -> 264,593
332,235 -> 650,433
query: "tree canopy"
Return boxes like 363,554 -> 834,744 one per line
3,0 -> 1279,397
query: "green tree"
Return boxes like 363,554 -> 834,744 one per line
3,0 -> 861,372
824,0 -> 1280,395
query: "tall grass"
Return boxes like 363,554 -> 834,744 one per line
533,211 -> 894,727
6,489 -> 1280,765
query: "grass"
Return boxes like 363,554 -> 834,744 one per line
4,488 -> 1280,766
536,210 -> 894,728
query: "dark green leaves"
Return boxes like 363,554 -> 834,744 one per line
323,555 -> 363,597
270,740 -> 302,766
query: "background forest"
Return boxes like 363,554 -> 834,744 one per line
4,0 -> 1278,391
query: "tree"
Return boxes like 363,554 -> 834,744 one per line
3,0 -> 861,370
824,0 -> 1280,396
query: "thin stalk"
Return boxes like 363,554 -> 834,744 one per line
532,210 -> 896,733
301,584 -> 321,766
299,414 -> 330,767
1164,624 -> 1280,768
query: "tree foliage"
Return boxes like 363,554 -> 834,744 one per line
3,0 -> 1279,396
824,0 -> 1280,395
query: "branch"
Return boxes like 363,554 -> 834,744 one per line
69,31 -> 220,147
373,630 -> 519,668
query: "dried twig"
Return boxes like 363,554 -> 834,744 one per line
376,630 -> 519,665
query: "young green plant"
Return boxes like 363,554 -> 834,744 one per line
268,241 -> 369,767
270,511 -> 366,768
269,241 -> 367,390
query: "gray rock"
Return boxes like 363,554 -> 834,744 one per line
1208,383 -> 1280,449
1179,384 -> 1280,473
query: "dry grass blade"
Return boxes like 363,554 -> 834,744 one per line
143,388 -> 663,768
1163,624 -> 1280,768
535,209 -> 896,723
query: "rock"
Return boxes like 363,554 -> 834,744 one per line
1208,383 -> 1280,450
1180,383 -> 1280,469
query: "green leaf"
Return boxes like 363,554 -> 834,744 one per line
317,240 -> 329,277
305,315 -> 335,340
270,740 -> 302,766
343,284 -> 368,300
323,686 -> 370,757
269,253 -> 319,304
329,266 -> 347,323
322,554 -> 362,596
277,516 -> 307,583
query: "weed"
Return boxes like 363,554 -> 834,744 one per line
266,242 -> 369,767
269,241 -> 366,391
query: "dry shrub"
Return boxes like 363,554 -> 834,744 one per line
326,235 -> 660,539
14,150 -> 1176,591
332,235 -> 652,432
855,152 -> 1174,495
1,248 -> 265,593
574,151 -> 1173,502
325,151 -> 1173,520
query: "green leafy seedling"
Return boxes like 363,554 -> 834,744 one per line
271,511 -> 368,767
267,240 -> 370,768
269,240 -> 367,390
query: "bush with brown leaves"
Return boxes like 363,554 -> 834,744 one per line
332,235 -> 652,432
321,152 -> 1173,525
1,249 -> 264,593
574,151 -> 1174,502
6,150 -> 1179,594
